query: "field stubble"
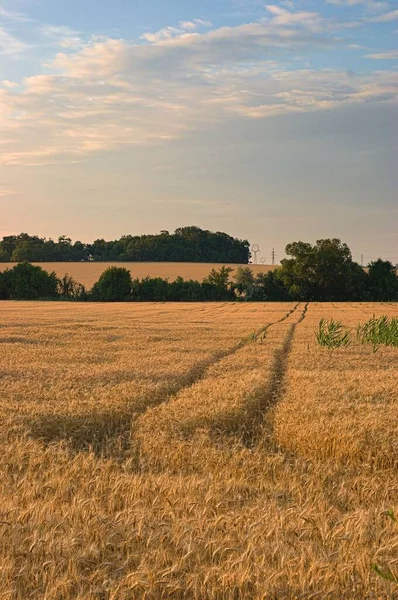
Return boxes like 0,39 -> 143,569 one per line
0,301 -> 397,599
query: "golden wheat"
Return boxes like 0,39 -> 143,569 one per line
0,301 -> 396,599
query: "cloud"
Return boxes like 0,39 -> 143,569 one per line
141,18 -> 211,43
0,6 -> 397,166
0,26 -> 27,55
366,49 -> 398,58
0,187 -> 16,197
180,19 -> 212,30
1,79 -> 19,89
264,5 -> 324,28
0,7 -> 31,22
368,9 -> 398,21
327,0 -> 387,7
39,24 -> 83,49
327,0 -> 391,14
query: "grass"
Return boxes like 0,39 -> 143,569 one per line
0,301 -> 397,599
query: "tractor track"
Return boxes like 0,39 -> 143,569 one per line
28,303 -> 302,457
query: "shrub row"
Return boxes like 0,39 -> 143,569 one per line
0,237 -> 397,302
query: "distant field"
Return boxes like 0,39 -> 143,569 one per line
0,301 -> 397,599
0,262 -> 276,289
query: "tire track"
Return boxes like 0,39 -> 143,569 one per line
241,302 -> 309,448
136,303 -> 308,470
27,303 -> 300,457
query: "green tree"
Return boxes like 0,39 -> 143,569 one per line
234,267 -> 256,299
1,227 -> 250,264
0,270 -> 10,299
169,277 -> 203,302
204,266 -> 233,288
367,259 -> 398,301
58,274 -> 86,300
255,271 -> 290,301
91,267 -> 132,302
202,266 -> 235,300
132,277 -> 170,302
279,239 -> 358,301
4,263 -> 59,299
0,246 -> 9,262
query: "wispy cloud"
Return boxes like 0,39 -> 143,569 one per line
368,9 -> 398,21
0,26 -> 28,55
0,186 -> 17,197
327,0 -> 388,7
264,4 -> 324,28
39,24 -> 83,49
141,18 -> 212,43
366,49 -> 398,58
0,6 -> 31,22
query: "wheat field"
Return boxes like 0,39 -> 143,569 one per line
0,262 -> 276,289
0,301 -> 397,599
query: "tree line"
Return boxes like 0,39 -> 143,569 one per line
0,239 -> 397,302
0,227 -> 250,264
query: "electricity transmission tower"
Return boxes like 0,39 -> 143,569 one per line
271,248 -> 276,266
251,244 -> 260,265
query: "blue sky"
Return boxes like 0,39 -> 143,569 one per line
0,0 -> 397,263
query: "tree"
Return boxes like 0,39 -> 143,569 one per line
132,277 -> 170,302
367,260 -> 398,301
169,277 -> 203,302
204,266 -> 233,288
234,267 -> 256,299
346,262 -> 369,301
0,227 -> 250,264
91,267 -> 132,302
0,246 -> 9,262
279,239 -> 359,301
3,262 -> 59,299
255,271 -> 291,301
58,274 -> 86,300
202,266 -> 235,300
0,271 -> 10,299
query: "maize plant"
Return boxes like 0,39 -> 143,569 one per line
357,315 -> 398,352
316,318 -> 351,349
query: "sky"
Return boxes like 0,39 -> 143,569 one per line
0,0 -> 397,264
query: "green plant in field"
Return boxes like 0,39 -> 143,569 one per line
316,318 -> 351,349
372,564 -> 398,584
356,315 -> 398,352
372,510 -> 398,585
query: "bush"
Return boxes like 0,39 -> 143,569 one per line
254,271 -> 291,301
169,277 -> 203,302
58,274 -> 87,300
1,262 -> 59,300
130,275 -> 236,302
132,277 -> 170,302
91,267 -> 132,302
0,271 -> 10,299
202,267 -> 235,301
